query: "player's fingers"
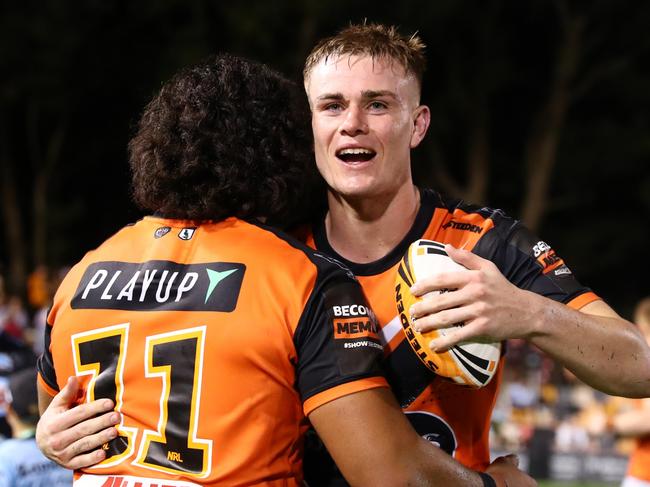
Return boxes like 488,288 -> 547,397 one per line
44,399 -> 116,434
48,376 -> 81,409
412,307 -> 470,333
428,325 -> 475,352
67,425 -> 119,459
445,244 -> 490,271
409,270 -> 471,297
61,443 -> 109,470
54,411 -> 121,449
410,289 -> 468,320
68,400 -> 117,428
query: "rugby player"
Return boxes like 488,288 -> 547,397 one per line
298,23 -> 650,481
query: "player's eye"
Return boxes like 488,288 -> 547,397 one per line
368,101 -> 388,111
324,102 -> 343,112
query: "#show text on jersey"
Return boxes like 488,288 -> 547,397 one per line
71,260 -> 246,312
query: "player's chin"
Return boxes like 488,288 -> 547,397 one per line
331,181 -> 379,199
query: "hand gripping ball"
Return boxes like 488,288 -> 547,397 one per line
395,240 -> 501,388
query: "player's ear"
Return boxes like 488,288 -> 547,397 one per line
410,105 -> 430,149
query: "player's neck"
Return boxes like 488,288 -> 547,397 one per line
325,184 -> 420,263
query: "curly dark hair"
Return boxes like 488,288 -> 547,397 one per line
129,54 -> 318,225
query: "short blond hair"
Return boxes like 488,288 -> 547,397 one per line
303,22 -> 426,87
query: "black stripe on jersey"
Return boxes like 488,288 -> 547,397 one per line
384,340 -> 436,408
397,262 -> 413,289
450,348 -> 490,384
403,247 -> 415,284
454,345 -> 490,370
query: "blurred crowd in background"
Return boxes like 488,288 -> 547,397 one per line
0,266 -> 68,435
492,338 -> 638,456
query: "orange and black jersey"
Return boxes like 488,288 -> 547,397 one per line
37,216 -> 386,487
302,188 -> 599,476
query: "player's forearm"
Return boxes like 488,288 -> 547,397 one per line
527,297 -> 650,397
401,436 -> 488,487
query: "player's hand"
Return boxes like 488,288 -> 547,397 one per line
409,244 -> 541,351
36,376 -> 120,469
485,454 -> 537,487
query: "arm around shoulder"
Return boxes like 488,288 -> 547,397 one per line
309,387 -> 487,487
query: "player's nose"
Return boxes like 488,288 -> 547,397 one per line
340,105 -> 368,136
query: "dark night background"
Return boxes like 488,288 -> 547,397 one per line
1,0 -> 649,317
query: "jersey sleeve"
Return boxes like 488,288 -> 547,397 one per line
293,257 -> 388,416
474,218 -> 599,309
36,318 -> 60,397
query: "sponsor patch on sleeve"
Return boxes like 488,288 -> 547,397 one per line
333,316 -> 380,341
322,280 -> 384,372
329,302 -> 381,346
531,241 -> 568,275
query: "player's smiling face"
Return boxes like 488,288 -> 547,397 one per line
305,55 -> 429,199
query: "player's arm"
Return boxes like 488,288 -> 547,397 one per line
611,398 -> 650,437
36,376 -> 120,469
309,387 -> 534,487
409,245 -> 650,397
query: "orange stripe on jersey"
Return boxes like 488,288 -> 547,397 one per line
37,372 -> 59,398
303,377 -> 388,416
567,292 -> 600,310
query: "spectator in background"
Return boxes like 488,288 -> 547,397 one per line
26,267 -> 66,357
0,297 -> 27,342
0,279 -> 37,440
612,298 -> 650,487
0,367 -> 72,486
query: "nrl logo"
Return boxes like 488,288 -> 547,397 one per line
154,226 -> 171,239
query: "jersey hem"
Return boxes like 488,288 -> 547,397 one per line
37,372 -> 59,397
566,291 -> 600,310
